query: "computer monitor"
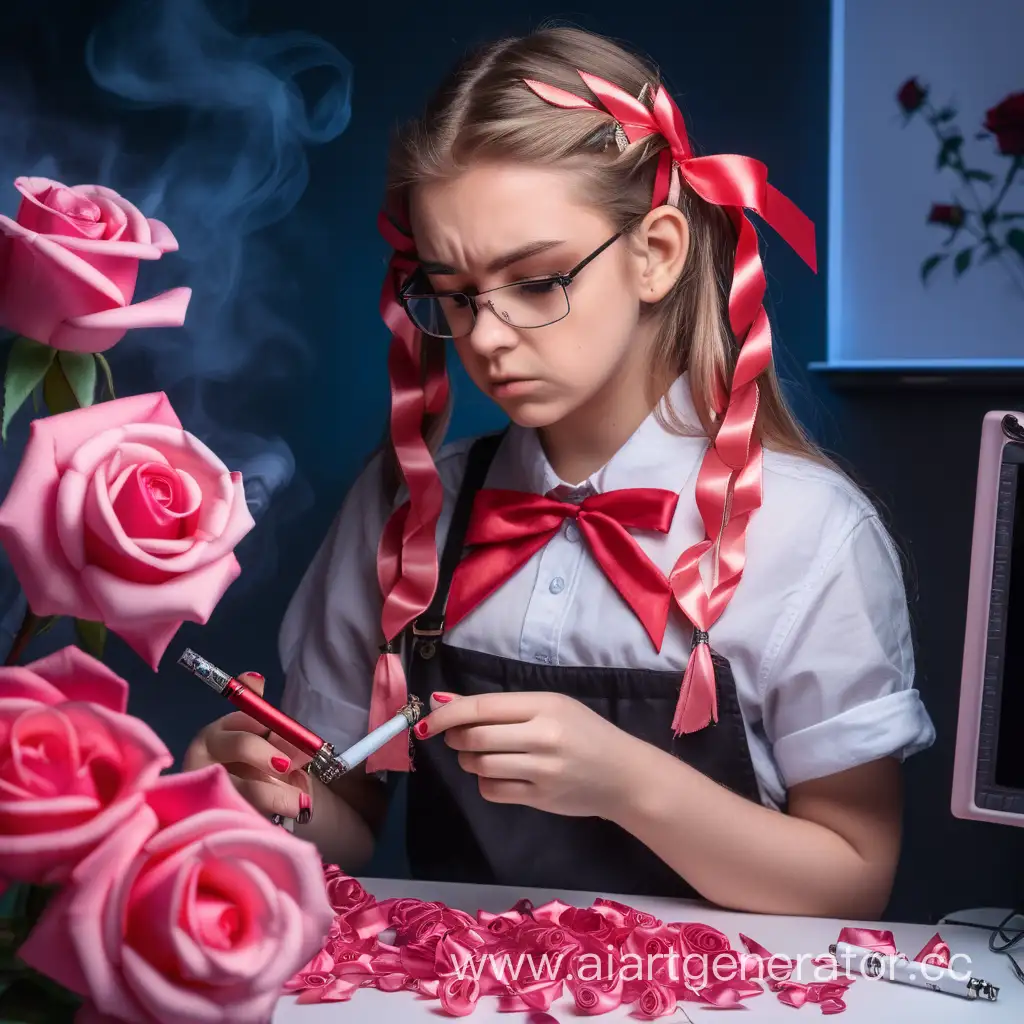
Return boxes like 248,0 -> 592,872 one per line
952,410 -> 1024,827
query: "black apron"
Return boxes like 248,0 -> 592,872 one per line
403,433 -> 762,900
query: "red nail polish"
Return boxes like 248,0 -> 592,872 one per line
414,721 -> 429,738
270,755 -> 290,773
245,672 -> 265,683
432,692 -> 452,703
299,791 -> 311,811
297,790 -> 312,824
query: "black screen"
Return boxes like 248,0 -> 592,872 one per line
994,458 -> 1024,791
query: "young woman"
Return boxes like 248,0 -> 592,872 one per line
184,26 -> 935,918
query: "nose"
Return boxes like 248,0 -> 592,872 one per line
462,300 -> 518,357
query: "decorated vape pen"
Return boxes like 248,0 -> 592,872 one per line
176,648 -> 423,788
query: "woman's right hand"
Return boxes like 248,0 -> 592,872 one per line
181,671 -> 312,823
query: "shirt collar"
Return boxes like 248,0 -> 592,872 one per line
507,373 -> 708,499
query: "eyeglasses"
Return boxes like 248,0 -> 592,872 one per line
399,232 -> 623,339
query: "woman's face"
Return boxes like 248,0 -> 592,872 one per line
409,162 -> 682,431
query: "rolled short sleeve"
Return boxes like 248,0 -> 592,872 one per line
761,513 -> 936,787
277,453 -> 390,756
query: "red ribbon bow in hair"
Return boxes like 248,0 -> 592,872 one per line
445,488 -> 680,651
369,209 -> 450,771
523,70 -> 817,736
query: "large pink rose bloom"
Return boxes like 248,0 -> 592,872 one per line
19,765 -> 335,1024
0,176 -> 191,353
0,393 -> 255,669
0,645 -> 171,885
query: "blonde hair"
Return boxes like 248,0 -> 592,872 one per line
381,25 -> 833,493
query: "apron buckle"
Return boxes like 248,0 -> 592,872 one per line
413,625 -> 443,660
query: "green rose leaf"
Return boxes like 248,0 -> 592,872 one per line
94,353 -> 115,400
2,337 -> 55,443
920,253 -> 947,283
56,351 -> 96,408
42,361 -> 78,416
954,246 -> 974,275
0,974 -> 80,1023
73,619 -> 107,660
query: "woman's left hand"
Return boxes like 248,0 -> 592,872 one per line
414,691 -> 644,818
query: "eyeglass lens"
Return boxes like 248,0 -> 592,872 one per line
405,278 -> 570,338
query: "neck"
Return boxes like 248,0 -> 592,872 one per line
539,349 -> 675,486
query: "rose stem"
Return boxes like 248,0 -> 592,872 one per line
4,607 -> 41,666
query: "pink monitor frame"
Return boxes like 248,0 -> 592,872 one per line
952,409 -> 1024,826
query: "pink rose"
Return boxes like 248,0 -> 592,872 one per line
19,764 -> 334,1024
439,976 -> 480,1017
0,645 -> 171,885
0,392 -> 255,668
558,907 -> 615,944
635,981 -> 678,1018
324,872 -> 374,916
679,922 -> 732,956
0,177 -> 190,352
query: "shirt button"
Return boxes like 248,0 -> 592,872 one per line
564,522 -> 579,542
549,576 -> 565,594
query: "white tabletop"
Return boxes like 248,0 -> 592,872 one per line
273,877 -> 1021,1022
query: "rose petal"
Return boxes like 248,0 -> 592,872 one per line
81,553 -> 242,669
146,217 -> 179,253
18,801 -> 156,1021
0,702 -> 170,884
88,195 -> 127,243
40,393 -> 183,467
0,433 -> 98,620
19,646 -> 129,712
11,179 -> 105,240
0,215 -> 125,306
49,287 -> 192,354
75,185 -> 152,245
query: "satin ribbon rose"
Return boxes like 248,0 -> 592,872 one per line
0,645 -> 171,887
0,176 -> 190,353
18,764 -> 334,1024
0,392 -> 255,669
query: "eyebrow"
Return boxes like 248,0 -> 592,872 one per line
419,239 -> 566,276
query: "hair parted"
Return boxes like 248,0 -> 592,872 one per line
381,24 -> 831,493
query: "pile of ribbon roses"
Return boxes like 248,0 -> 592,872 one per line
286,865 -> 953,1018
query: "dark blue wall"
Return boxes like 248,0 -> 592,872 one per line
2,0 -> 1020,923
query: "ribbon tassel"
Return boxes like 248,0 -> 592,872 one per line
671,637 -> 718,735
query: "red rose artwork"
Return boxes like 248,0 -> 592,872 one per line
896,77 -> 1024,297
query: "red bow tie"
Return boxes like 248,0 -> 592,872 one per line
444,488 -> 679,649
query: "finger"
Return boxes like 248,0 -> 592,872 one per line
477,777 -> 536,806
211,710 -> 309,765
429,691 -> 461,712
443,723 -> 543,753
229,774 -> 306,820
457,750 -> 537,780
205,728 -> 297,778
415,691 -> 542,737
236,670 -> 266,697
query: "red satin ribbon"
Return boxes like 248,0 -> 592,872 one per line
291,869 -> 955,1017
523,71 -> 817,735
445,488 -> 679,651
369,209 -> 450,771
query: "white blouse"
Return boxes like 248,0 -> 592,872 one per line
279,374 -> 935,808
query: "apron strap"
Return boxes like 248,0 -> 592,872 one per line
412,429 -> 507,644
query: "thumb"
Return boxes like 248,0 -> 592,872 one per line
236,671 -> 266,698
429,691 -> 460,712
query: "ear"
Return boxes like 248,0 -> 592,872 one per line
634,205 -> 690,303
